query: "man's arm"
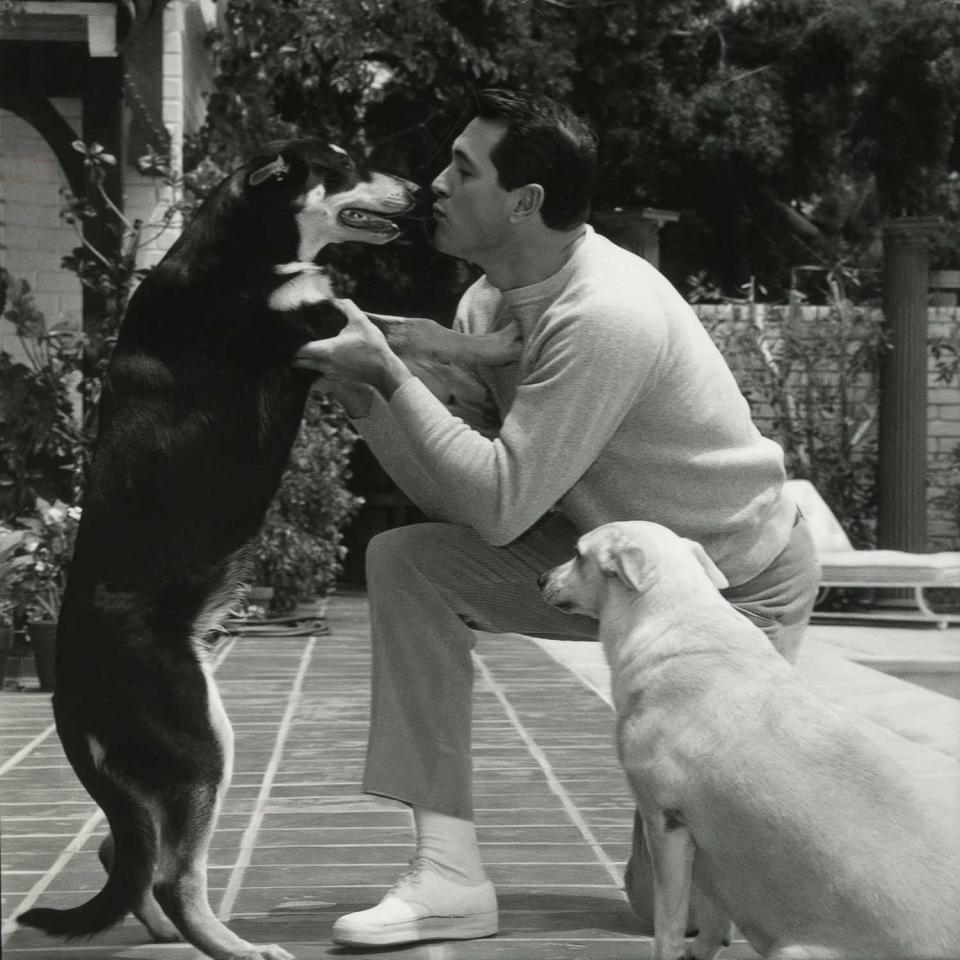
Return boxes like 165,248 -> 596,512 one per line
384,305 -> 660,545
307,313 -> 490,522
347,388 -> 459,523
294,297 -> 663,545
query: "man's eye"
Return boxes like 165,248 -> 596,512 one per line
457,167 -> 472,178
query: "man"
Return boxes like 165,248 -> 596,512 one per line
293,88 -> 820,948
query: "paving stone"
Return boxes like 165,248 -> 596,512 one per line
487,862 -> 615,885
212,826 -> 415,849
249,844 -> 415,867
1,596 -> 704,960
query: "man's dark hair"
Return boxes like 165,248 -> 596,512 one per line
471,88 -> 597,231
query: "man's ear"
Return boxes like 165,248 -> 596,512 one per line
511,183 -> 544,221
681,538 -> 729,590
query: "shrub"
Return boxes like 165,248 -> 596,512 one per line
253,391 -> 364,614
0,271 -> 84,519
693,273 -> 886,546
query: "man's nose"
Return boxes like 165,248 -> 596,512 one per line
431,166 -> 451,198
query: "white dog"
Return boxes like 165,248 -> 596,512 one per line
539,520 -> 960,960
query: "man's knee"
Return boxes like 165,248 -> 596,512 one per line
365,522 -> 468,585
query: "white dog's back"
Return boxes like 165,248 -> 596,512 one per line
618,630 -> 960,958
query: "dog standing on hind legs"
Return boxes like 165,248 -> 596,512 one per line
15,140 -> 520,960
540,520 -> 960,960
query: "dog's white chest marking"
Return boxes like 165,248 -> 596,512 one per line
268,270 -> 333,312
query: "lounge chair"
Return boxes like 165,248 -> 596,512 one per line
784,478 -> 960,629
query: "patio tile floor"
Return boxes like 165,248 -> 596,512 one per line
0,593 -> 684,960
3,591 -> 958,960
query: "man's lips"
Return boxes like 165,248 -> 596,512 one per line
432,205 -> 447,221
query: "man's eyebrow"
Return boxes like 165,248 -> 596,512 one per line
452,145 -> 478,168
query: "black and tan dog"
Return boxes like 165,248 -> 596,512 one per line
17,140 -> 518,960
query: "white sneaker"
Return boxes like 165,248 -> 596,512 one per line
331,859 -> 498,947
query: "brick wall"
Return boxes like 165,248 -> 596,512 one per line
0,99 -> 84,365
927,307 -> 960,547
694,303 -> 960,549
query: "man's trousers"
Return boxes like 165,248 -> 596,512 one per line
361,510 -> 821,820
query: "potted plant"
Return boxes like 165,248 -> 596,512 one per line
9,498 -> 81,691
252,392 -> 363,616
0,525 -> 27,688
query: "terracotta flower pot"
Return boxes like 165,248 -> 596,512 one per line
26,621 -> 57,692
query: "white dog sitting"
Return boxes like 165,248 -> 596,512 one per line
539,520 -> 960,960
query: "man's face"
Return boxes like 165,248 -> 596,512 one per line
431,118 -> 516,262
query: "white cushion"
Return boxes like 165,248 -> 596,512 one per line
819,550 -> 960,587
783,479 -> 854,552
784,479 -> 960,587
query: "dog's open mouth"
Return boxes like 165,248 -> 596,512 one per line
338,207 -> 402,236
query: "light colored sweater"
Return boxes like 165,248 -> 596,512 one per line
354,226 -> 796,586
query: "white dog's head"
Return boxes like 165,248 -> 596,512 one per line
539,521 -> 729,618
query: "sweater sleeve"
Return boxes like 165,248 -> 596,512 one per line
349,391 -> 456,522
346,279 -> 497,522
386,302 -> 665,545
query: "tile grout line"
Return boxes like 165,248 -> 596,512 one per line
216,635 -> 316,922
0,810 -> 106,943
0,637 -> 238,945
529,637 -> 613,708
0,724 -> 57,779
0,637 -> 240,783
472,651 -> 626,893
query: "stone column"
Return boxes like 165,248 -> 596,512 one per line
591,206 -> 679,268
877,217 -> 941,551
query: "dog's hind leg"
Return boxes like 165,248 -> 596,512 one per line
154,797 -> 292,960
98,832 -> 180,942
686,881 -> 731,960
625,807 -> 700,937
152,667 -> 293,960
766,948 -> 847,960
637,798 -> 697,960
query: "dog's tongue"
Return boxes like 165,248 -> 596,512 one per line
341,208 -> 396,232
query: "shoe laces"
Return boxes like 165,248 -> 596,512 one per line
387,856 -> 431,897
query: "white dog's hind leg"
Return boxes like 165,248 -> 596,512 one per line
766,947 -> 847,959
686,883 -> 731,960
625,806 -> 700,936
639,800 -> 696,960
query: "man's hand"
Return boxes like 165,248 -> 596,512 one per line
293,299 -> 412,400
312,379 -> 376,419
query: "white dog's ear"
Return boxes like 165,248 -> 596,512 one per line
597,543 -> 648,593
681,538 -> 729,590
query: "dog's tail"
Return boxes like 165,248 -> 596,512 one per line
17,777 -> 155,939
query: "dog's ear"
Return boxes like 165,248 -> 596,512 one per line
680,538 -> 729,590
597,541 -> 649,594
248,154 -> 290,187
246,149 -> 308,193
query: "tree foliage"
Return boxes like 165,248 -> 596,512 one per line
197,0 -> 960,304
